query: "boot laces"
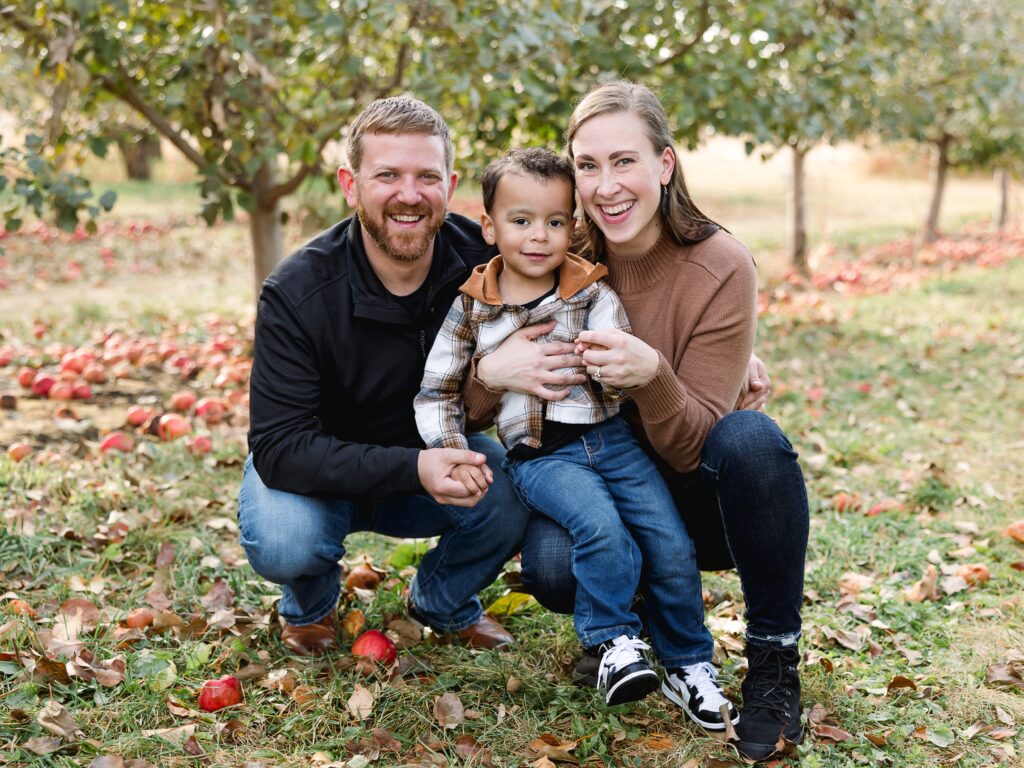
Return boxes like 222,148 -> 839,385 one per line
745,646 -> 798,718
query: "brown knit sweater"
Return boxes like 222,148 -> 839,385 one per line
465,228 -> 758,473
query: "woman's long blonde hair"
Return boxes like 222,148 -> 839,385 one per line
565,80 -> 720,261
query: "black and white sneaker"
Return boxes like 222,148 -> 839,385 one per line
663,661 -> 739,731
595,635 -> 660,705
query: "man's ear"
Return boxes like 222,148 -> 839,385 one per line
338,167 -> 358,207
447,172 -> 459,205
480,212 -> 496,245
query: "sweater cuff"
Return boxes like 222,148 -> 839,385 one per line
464,354 -> 504,422
627,353 -> 688,422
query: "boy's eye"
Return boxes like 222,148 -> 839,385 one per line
549,219 -> 565,228
512,218 -> 530,226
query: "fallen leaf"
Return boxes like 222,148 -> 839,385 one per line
455,734 -> 493,765
865,731 -> 890,746
1005,520 -> 1024,542
341,609 -> 366,640
838,572 -> 875,595
348,683 -> 375,721
90,757 -> 126,767
200,578 -> 235,612
371,727 -> 402,753
904,564 -> 940,602
155,541 -> 177,567
291,684 -> 318,711
23,736 -> 63,755
183,734 -> 205,757
820,625 -> 865,651
264,668 -> 299,693
386,618 -> 422,649
645,732 -> 674,750
36,699 -> 84,740
485,591 -> 537,618
887,675 -> 918,694
955,563 -> 990,586
986,664 -> 1023,688
527,734 -> 579,763
433,692 -> 465,729
141,724 -> 196,743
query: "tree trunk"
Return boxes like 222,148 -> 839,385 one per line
116,132 -> 162,180
250,163 -> 285,299
789,144 -> 809,276
995,167 -> 1010,232
922,134 -> 951,245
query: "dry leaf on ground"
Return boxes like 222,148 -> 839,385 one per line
36,699 -> 83,739
433,692 -> 465,729
348,683 -> 375,721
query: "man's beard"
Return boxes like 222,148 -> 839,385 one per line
357,199 -> 444,263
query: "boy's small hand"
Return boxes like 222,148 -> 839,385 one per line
452,462 -> 491,496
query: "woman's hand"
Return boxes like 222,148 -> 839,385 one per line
476,319 -> 585,401
575,329 -> 660,389
735,353 -> 772,411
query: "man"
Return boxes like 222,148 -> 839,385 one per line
239,96 -> 535,655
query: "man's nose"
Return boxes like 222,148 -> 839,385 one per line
395,176 -> 421,204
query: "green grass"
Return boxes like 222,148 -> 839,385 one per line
1,240 -> 1023,765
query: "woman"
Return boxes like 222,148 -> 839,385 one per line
469,81 -> 809,762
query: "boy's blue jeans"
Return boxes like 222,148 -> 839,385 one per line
520,410 -> 809,650
505,416 -> 713,667
236,433 -> 530,632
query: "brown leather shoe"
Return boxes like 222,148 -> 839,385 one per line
454,613 -> 514,651
280,613 -> 338,656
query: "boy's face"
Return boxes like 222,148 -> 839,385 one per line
482,172 -> 575,281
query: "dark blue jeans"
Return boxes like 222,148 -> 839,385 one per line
237,433 -> 530,632
520,410 -> 809,649
506,417 -> 712,667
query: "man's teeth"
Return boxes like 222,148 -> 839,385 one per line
391,214 -> 422,222
602,202 -> 634,216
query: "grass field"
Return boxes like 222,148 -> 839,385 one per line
1,175 -> 1023,766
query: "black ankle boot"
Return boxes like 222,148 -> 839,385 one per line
733,644 -> 803,761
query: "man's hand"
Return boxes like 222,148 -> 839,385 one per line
735,353 -> 772,411
476,319 -> 585,401
418,448 -> 493,507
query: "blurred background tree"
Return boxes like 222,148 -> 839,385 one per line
2,0 -> 1022,287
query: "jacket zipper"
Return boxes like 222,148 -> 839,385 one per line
419,329 -> 427,358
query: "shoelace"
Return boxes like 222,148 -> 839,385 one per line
681,661 -> 730,709
744,646 -> 798,717
597,636 -> 650,686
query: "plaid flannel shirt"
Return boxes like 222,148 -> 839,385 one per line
415,253 -> 631,451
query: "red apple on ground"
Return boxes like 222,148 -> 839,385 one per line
158,414 -> 191,441
351,629 -> 397,665
48,381 -> 74,401
100,431 -> 135,454
31,372 -> 56,397
0,348 -> 13,367
7,443 -> 32,462
71,382 -> 93,400
187,435 -> 213,456
169,390 -> 197,412
195,397 -> 226,424
18,366 -> 36,388
82,363 -> 108,384
197,675 -> 243,712
126,405 -> 152,427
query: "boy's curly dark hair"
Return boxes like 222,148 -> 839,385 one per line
480,147 -> 575,215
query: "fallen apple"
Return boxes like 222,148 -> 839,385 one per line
158,414 -> 191,441
125,405 -> 152,427
198,674 -> 243,712
351,629 -> 397,666
187,435 -> 213,456
169,390 -> 197,412
100,431 -> 135,454
31,372 -> 56,397
195,397 -> 226,424
17,366 -> 36,388
7,443 -> 32,462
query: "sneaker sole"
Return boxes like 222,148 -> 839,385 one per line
606,669 -> 660,706
661,680 -> 739,731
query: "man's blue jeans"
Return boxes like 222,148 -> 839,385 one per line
237,433 -> 529,632
506,417 -> 713,667
520,410 -> 809,650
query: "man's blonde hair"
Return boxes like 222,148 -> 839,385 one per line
346,96 -> 453,176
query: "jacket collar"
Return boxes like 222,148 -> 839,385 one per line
345,217 -> 469,324
460,252 -> 608,306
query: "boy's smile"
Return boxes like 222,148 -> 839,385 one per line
481,171 -> 575,305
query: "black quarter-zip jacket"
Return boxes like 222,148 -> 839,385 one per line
247,213 -> 496,499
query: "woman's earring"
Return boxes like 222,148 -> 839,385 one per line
660,184 -> 669,217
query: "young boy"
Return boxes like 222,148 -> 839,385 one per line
415,148 -> 737,725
